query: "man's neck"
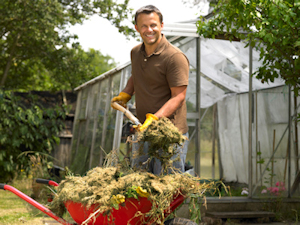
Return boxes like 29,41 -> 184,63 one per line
144,35 -> 163,56
145,45 -> 157,56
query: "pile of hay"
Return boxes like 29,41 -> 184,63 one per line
49,166 -> 220,224
136,117 -> 187,173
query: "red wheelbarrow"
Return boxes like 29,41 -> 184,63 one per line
0,178 -> 187,225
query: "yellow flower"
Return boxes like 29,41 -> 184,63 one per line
111,194 -> 125,205
136,186 -> 149,198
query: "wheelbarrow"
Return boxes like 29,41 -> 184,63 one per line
0,178 -> 187,225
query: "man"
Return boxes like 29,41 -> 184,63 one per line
111,5 -> 189,174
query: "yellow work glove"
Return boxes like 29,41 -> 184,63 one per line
111,92 -> 131,109
138,113 -> 158,132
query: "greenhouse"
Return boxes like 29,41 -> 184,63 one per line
70,22 -> 300,199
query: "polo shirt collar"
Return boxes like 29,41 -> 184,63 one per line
140,34 -> 167,57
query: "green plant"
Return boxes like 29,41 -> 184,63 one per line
189,195 -> 202,223
0,90 -> 66,181
260,181 -> 287,221
292,209 -> 299,224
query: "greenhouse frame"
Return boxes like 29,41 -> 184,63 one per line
70,22 -> 300,199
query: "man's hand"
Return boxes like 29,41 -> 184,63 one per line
111,92 -> 131,109
138,113 -> 158,132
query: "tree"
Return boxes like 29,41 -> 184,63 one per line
47,46 -> 117,91
6,46 -> 117,91
197,0 -> 300,95
182,0 -> 218,11
0,90 -> 66,181
0,0 -> 134,90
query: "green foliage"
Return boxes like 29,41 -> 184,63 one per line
257,158 -> 265,164
125,186 -> 139,200
189,196 -> 202,223
2,45 -> 117,91
0,0 -> 133,90
43,46 -> 117,91
0,90 -> 66,181
197,0 -> 300,96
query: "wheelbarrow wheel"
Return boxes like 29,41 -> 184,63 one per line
164,217 -> 198,225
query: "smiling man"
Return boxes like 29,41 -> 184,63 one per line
111,5 -> 189,174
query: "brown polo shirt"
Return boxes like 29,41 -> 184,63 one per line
130,34 -> 189,134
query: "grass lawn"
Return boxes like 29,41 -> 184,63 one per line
0,178 -> 64,225
0,189 -> 51,225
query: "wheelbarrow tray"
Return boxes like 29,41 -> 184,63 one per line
0,180 -> 185,225
65,192 -> 185,225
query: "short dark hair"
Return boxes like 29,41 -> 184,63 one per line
134,5 -> 163,25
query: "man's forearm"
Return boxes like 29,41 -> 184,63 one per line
155,85 -> 187,118
155,96 -> 184,118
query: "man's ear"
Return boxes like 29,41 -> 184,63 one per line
161,22 -> 164,29
134,24 -> 139,33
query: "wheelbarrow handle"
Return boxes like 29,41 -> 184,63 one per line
0,183 -> 72,225
36,178 -> 59,187
111,102 -> 141,126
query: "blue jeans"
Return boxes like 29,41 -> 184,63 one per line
131,132 -> 189,175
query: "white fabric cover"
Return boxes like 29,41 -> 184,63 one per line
218,86 -> 300,186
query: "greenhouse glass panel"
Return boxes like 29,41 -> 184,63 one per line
103,72 -> 121,153
70,85 -> 99,174
115,66 -> 133,157
77,87 -> 88,120
70,88 -> 88,172
217,85 -> 300,197
173,37 -> 197,113
82,84 -> 100,169
186,70 -> 197,113
173,37 -> 198,176
251,87 -> 300,198
88,81 -> 104,168
199,105 -> 220,179
91,79 -> 109,166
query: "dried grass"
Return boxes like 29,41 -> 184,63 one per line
135,117 -> 187,173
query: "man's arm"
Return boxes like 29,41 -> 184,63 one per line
122,76 -> 135,96
154,85 -> 187,118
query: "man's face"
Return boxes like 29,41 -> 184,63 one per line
135,12 -> 164,46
